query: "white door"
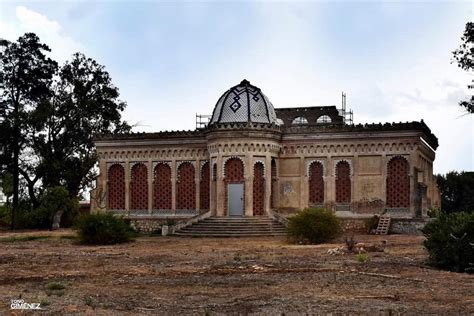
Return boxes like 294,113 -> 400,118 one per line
228,183 -> 244,216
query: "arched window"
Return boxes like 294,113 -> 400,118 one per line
130,163 -> 148,210
107,164 -> 125,210
309,161 -> 324,204
335,161 -> 351,203
153,163 -> 172,210
386,157 -> 410,208
316,115 -> 332,123
200,162 -> 210,210
176,162 -> 196,210
292,116 -> 308,125
253,162 -> 265,216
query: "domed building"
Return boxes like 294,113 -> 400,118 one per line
91,80 -> 440,233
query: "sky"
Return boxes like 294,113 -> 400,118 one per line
0,0 -> 472,174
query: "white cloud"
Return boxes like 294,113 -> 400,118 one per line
0,6 -> 83,63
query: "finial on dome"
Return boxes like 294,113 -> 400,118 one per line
240,79 -> 250,86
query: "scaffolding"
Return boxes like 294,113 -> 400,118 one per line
195,113 -> 211,129
338,92 -> 354,125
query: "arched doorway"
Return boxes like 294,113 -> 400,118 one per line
386,157 -> 410,208
200,162 -> 210,210
253,162 -> 265,216
153,163 -> 172,210
107,164 -> 125,210
176,162 -> 196,210
224,158 -> 245,216
335,161 -> 351,203
309,161 -> 324,205
130,163 -> 148,210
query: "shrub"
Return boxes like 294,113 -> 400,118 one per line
363,215 -> 380,234
47,281 -> 65,291
11,186 -> 79,229
287,208 -> 342,244
76,212 -> 134,245
356,253 -> 369,263
422,211 -> 474,273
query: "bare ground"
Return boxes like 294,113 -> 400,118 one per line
0,230 -> 473,315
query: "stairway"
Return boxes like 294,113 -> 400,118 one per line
375,215 -> 391,235
174,216 -> 287,237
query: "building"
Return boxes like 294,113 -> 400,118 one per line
91,80 -> 440,223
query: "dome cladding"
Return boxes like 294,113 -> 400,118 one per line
210,79 -> 278,125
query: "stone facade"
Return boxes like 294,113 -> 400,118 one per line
91,80 -> 440,220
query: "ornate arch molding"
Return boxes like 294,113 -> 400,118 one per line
152,161 -> 172,170
200,161 -> 210,180
333,159 -> 353,177
129,161 -> 148,172
176,161 -> 196,179
386,155 -> 411,176
306,159 -> 326,177
223,156 -> 246,177
253,160 -> 266,177
106,162 -> 125,178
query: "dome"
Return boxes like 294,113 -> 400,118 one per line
210,80 -> 278,125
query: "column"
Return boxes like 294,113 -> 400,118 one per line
147,160 -> 153,214
100,160 -> 107,212
299,156 -> 306,209
381,154 -> 387,205
264,154 -> 272,214
245,154 -> 253,216
171,160 -> 177,211
209,158 -> 216,215
351,155 -> 358,204
409,152 -> 416,216
216,155 -> 225,216
125,161 -> 130,211
195,159 -> 201,212
326,156 -> 334,209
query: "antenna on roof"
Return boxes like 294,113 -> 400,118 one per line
196,113 -> 211,129
339,92 -> 353,125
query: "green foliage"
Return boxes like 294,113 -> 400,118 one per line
84,295 -> 96,308
1,33 -> 130,225
287,208 -> 342,244
356,253 -> 369,263
422,211 -> 474,273
363,215 -> 380,234
0,204 -> 10,227
47,281 -> 65,291
0,235 -> 51,243
452,22 -> 473,113
436,172 -> 474,213
15,186 -> 78,229
40,298 -> 50,307
76,212 -> 134,245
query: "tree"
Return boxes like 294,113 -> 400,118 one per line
30,53 -> 131,199
1,33 -> 130,229
0,33 -> 58,229
452,22 -> 474,113
436,171 -> 474,213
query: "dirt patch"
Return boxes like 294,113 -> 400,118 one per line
0,231 -> 473,314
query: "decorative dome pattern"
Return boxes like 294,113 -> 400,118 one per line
210,80 -> 278,124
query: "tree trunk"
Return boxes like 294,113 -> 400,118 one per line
11,103 -> 19,230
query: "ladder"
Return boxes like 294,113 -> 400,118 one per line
375,215 -> 391,235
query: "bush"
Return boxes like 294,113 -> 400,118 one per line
287,208 -> 342,244
10,186 -> 79,229
356,253 -> 369,263
422,211 -> 474,273
76,212 -> 134,245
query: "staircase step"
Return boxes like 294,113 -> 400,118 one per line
174,216 -> 286,237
